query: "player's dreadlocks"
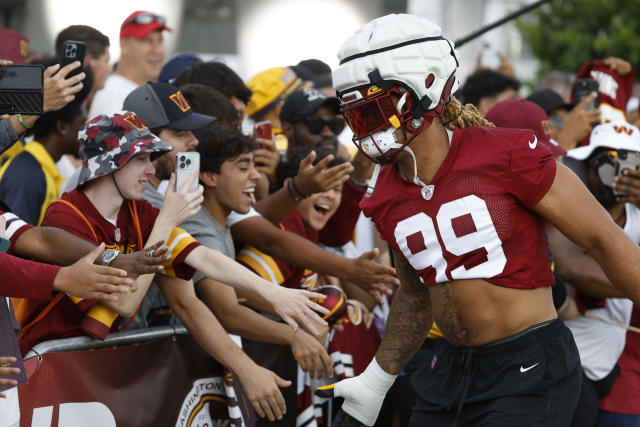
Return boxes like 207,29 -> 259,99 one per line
441,95 -> 494,130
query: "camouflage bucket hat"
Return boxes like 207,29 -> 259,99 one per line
78,111 -> 173,186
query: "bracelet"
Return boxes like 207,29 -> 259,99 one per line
291,177 -> 309,200
287,180 -> 303,202
18,114 -> 34,129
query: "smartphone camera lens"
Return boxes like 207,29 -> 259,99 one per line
186,159 -> 191,166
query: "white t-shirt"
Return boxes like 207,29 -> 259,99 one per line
565,203 -> 640,381
89,74 -> 138,119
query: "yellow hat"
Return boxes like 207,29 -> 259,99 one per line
246,67 -> 310,117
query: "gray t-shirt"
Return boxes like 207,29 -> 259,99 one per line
181,207 -> 235,284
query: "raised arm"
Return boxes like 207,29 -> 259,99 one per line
534,163 -> 640,305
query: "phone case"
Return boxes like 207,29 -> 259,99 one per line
175,152 -> 200,193
574,79 -> 600,111
254,120 -> 272,140
0,64 -> 44,115
61,40 -> 86,78
615,149 -> 640,196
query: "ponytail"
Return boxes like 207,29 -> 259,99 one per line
440,95 -> 494,130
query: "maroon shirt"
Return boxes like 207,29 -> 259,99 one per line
361,126 -> 556,289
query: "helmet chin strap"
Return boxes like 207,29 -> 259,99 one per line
402,145 -> 434,200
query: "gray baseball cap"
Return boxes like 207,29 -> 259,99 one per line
123,81 -> 216,131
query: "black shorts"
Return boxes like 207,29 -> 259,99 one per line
409,319 -> 581,427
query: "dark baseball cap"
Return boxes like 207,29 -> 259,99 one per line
526,90 -> 573,114
159,53 -> 202,83
123,81 -> 216,131
486,99 -> 567,157
280,87 -> 340,123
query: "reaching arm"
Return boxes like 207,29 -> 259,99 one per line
184,245 -> 328,334
231,216 -> 398,299
157,275 -> 291,421
197,278 -> 333,379
534,163 -> 640,305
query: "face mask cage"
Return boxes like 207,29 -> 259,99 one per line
340,85 -> 434,163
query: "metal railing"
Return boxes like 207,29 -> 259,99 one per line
24,325 -> 188,360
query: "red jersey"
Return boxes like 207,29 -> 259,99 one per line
361,126 -> 556,289
18,189 -> 201,353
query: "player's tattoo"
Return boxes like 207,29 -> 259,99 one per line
376,249 -> 432,374
432,283 -> 473,346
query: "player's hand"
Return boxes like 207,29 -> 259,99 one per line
236,364 -> 290,421
0,357 -> 20,397
158,172 -> 204,227
261,284 -> 329,335
253,138 -> 280,187
604,57 -> 633,76
614,169 -> 640,207
315,359 -> 396,426
340,249 -> 399,303
555,93 -> 601,150
295,150 -> 354,196
43,62 -> 86,112
110,240 -> 170,279
289,328 -> 334,379
53,243 -> 134,301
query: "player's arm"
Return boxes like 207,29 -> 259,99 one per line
546,222 -> 624,299
157,275 -> 291,421
184,245 -> 328,334
231,216 -> 398,301
315,249 -> 432,426
197,278 -> 334,379
534,163 -> 640,305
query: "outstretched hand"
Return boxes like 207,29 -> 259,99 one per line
263,285 -> 330,335
110,240 -> 170,279
295,150 -> 354,196
340,249 -> 399,303
237,365 -> 291,421
53,243 -> 134,301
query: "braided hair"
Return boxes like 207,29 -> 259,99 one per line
440,95 -> 494,130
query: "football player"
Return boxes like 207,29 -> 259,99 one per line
315,13 -> 640,426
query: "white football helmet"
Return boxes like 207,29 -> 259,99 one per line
333,14 -> 459,164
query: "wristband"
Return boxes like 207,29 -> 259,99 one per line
18,114 -> 35,129
291,177 -> 309,200
287,180 -> 303,202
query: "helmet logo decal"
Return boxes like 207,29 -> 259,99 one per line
367,86 -> 383,96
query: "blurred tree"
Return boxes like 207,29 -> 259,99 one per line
517,0 -> 640,76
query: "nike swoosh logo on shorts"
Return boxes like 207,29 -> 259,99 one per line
520,362 -> 540,373
528,136 -> 538,149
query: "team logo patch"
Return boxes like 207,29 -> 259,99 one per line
123,113 -> 147,130
170,91 -> 191,112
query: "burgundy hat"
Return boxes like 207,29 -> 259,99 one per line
120,11 -> 171,39
0,27 -> 29,64
486,99 -> 567,157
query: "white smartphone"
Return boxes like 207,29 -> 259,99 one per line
175,151 -> 200,192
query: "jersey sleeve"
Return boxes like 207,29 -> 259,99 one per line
0,153 -> 46,225
1,211 -> 34,252
504,130 -> 557,208
237,245 -> 287,285
0,252 -> 58,300
161,227 -> 201,280
41,200 -> 98,243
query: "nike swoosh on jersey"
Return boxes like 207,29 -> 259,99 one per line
528,136 -> 538,149
520,362 -> 540,373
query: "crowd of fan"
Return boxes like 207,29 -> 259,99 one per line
1,9 -> 640,427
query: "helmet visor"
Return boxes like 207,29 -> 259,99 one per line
342,91 -> 401,139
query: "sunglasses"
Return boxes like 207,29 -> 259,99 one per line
123,12 -> 166,28
301,116 -> 346,135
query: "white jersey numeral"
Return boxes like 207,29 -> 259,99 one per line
394,195 -> 506,282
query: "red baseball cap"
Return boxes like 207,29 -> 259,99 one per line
120,11 -> 171,39
486,99 -> 567,157
0,27 -> 29,64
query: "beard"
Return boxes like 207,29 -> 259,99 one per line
154,156 -> 173,181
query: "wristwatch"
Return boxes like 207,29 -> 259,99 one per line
100,249 -> 120,266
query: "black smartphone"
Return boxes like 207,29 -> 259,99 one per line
0,64 -> 44,115
574,78 -> 600,111
61,40 -> 86,78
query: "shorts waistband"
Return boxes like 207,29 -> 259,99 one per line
478,318 -> 557,349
